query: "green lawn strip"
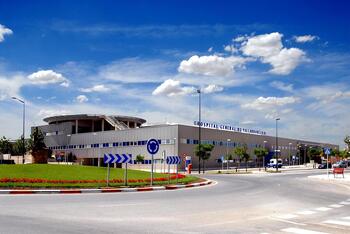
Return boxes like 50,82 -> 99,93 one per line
0,164 -> 199,188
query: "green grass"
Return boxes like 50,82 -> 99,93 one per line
0,164 -> 199,188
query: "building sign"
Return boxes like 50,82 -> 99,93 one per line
193,121 -> 266,136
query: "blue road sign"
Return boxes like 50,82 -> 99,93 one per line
147,138 -> 159,155
166,156 -> 181,164
104,153 -> 132,164
324,148 -> 331,155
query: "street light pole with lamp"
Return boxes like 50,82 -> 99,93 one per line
12,97 -> 25,164
226,138 -> 231,171
288,142 -> 292,166
263,140 -> 267,170
275,118 -> 280,172
197,89 -> 202,174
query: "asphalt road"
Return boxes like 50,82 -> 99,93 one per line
0,170 -> 349,234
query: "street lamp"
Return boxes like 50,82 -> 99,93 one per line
263,140 -> 267,170
12,97 -> 25,164
304,144 -> 307,166
226,139 -> 231,171
275,118 -> 280,172
288,143 -> 292,166
197,89 -> 201,174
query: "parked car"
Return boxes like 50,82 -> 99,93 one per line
332,161 -> 347,168
318,163 -> 332,169
267,159 -> 282,168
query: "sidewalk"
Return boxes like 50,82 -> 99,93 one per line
308,173 -> 350,184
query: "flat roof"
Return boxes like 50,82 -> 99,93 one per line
43,114 -> 146,124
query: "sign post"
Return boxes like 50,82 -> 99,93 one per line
324,148 -> 331,177
104,153 -> 132,186
147,139 -> 160,186
166,156 -> 181,184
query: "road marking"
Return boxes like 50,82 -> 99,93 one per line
296,210 -> 316,215
276,214 -> 299,219
339,201 -> 350,205
323,219 -> 350,226
315,207 -> 332,211
342,217 -> 350,220
269,217 -> 306,226
329,204 -> 344,208
281,227 -> 328,234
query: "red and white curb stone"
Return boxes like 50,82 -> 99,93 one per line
0,179 -> 213,195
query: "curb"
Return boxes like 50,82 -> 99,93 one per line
0,179 -> 213,195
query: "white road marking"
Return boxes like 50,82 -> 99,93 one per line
269,217 -> 306,226
315,207 -> 332,211
281,227 -> 329,234
329,204 -> 344,208
296,210 -> 316,215
339,201 -> 350,205
276,214 -> 299,219
343,216 -> 350,220
323,219 -> 350,226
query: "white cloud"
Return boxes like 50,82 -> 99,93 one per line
37,109 -> 71,118
294,35 -> 317,43
242,96 -> 299,110
302,84 -> 350,105
233,35 -> 247,42
0,75 -> 25,101
241,32 -> 306,75
76,95 -> 88,103
202,84 -> 223,94
270,81 -> 293,92
0,24 -> 12,42
79,84 -> 110,93
28,70 -> 69,86
178,55 -> 250,76
224,45 -> 238,53
152,79 -> 196,97
208,47 -> 213,52
98,58 -> 172,83
266,48 -> 306,75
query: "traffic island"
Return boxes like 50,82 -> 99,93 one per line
0,164 -> 202,190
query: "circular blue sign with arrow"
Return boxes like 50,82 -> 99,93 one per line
147,138 -> 159,155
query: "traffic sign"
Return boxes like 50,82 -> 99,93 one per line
147,139 -> 159,155
324,148 -> 331,155
104,153 -> 132,164
166,156 -> 181,164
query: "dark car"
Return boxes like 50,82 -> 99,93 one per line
318,163 -> 332,169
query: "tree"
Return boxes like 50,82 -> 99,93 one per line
344,136 -> 350,151
234,144 -> 250,172
194,144 -> 214,173
28,127 -> 46,152
0,136 -> 12,154
254,147 -> 268,171
135,154 -> 145,163
308,147 -> 322,164
339,149 -> 350,159
29,127 -> 47,163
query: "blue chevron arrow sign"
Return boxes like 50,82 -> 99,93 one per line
104,153 -> 132,164
166,156 -> 181,164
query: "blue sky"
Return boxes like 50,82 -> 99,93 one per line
0,0 -> 349,147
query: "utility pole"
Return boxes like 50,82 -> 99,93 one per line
275,118 -> 280,172
197,89 -> 201,174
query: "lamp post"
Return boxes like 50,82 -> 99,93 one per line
288,143 -> 292,166
304,144 -> 307,166
66,134 -> 72,164
197,89 -> 201,174
226,139 -> 231,171
12,97 -> 25,164
263,140 -> 267,170
275,118 -> 280,172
